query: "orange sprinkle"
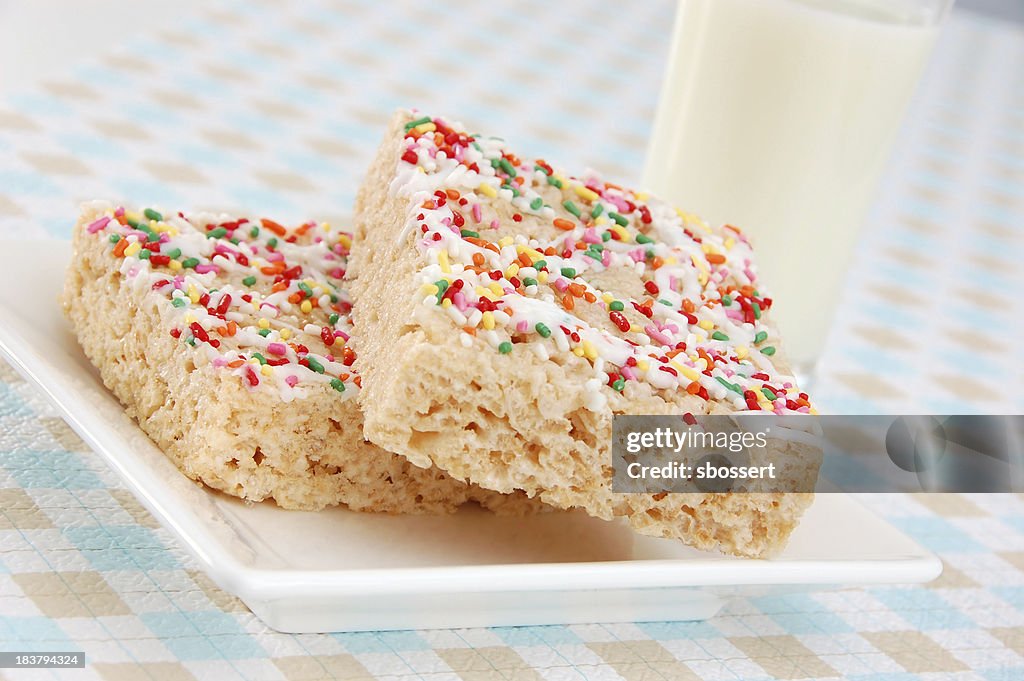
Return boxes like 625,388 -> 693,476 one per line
568,283 -> 585,298
271,281 -> 288,293
651,256 -> 665,269
228,359 -> 245,368
287,292 -> 302,304
583,292 -> 597,303
518,253 -> 532,268
354,375 -> 362,388
686,381 -> 701,395
553,218 -> 575,231
462,327 -> 477,336
112,238 -> 129,257
562,294 -> 574,311
445,188 -> 461,200
472,253 -> 485,267
682,299 -> 696,314
707,253 -> 726,265
420,199 -> 436,209
544,246 -> 557,256
261,218 -> 287,237
227,321 -> 237,336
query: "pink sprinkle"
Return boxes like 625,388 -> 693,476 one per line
328,268 -> 344,279
630,249 -> 644,263
608,195 -> 629,212
645,325 -> 671,346
87,216 -> 111,234
114,207 -> 125,217
265,251 -> 284,262
267,342 -> 287,356
260,302 -> 279,313
725,309 -> 744,322
335,330 -> 350,341
797,406 -> 810,413
194,264 -> 219,274
285,376 -> 299,388
744,268 -> 755,282
173,275 -> 184,289
582,228 -> 600,244
472,204 -> 482,223
127,266 -> 139,278
621,366 -> 637,381
325,354 -> 334,362
553,277 -> 569,292
601,250 -> 611,267
490,219 -> 500,230
212,357 -> 227,368
515,320 -> 527,333
563,236 -> 574,250
453,291 -> 467,312
442,217 -> 452,227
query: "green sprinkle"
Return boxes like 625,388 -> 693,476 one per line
601,231 -> 612,242
166,248 -> 181,260
612,379 -> 626,392
584,251 -> 602,261
533,260 -> 547,270
498,158 -> 517,178
715,376 -> 743,394
207,226 -> 228,239
460,229 -> 479,238
252,352 -> 267,365
534,163 -> 551,175
563,200 -> 581,217
762,387 -> 777,401
711,331 -> 730,341
306,357 -> 325,374
297,282 -> 313,298
404,115 -> 431,131
535,323 -> 551,338
329,294 -> 338,304
435,280 -> 449,294
761,346 -> 776,356
229,237 -> 241,245
138,249 -> 151,260
171,297 -> 187,308
588,243 -> 604,252
752,302 -> 762,319
242,275 -> 257,287
329,313 -> 340,325
249,226 -> 260,238
591,204 -> 604,218
126,216 -> 140,229
498,341 -> 513,354
546,175 -> 563,188
609,300 -> 624,312
108,234 -> 121,244
471,141 -> 482,152
608,211 -> 628,226
330,378 -> 346,393
658,298 -> 673,307
523,277 -> 538,288
754,331 -> 768,345
721,295 -> 733,306
636,233 -> 653,244
143,208 -> 162,221
181,257 -> 200,269
560,267 -> 576,278
185,336 -> 196,346
258,328 -> 271,337
267,237 -> 278,249
529,197 -> 543,210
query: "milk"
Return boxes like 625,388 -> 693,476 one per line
643,0 -> 943,369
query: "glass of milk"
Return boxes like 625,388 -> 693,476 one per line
643,0 -> 954,377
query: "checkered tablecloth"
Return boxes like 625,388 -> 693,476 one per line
1,0 -> 1023,679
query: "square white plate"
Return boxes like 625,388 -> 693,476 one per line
0,240 -> 941,633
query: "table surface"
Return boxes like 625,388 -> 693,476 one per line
0,0 -> 1023,679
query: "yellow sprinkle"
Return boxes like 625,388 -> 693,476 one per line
630,324 -> 641,333
416,166 -> 425,174
488,282 -> 503,296
125,211 -> 141,224
413,122 -> 436,134
478,183 -> 497,198
664,256 -> 678,265
420,284 -> 439,296
681,367 -> 700,382
261,365 -> 273,376
183,313 -> 195,324
572,347 -> 585,357
671,361 -> 686,374
441,298 -> 452,308
698,272 -> 708,286
574,184 -> 599,202
610,225 -> 629,241
582,341 -> 597,360
695,357 -> 708,371
698,320 -> 714,331
635,191 -> 649,201
300,300 -> 313,314
322,222 -> 331,232
690,253 -> 708,271
482,311 -> 495,330
187,285 -> 199,304
124,242 -> 141,257
724,237 -> 735,250
637,360 -> 650,371
537,271 -> 549,284
602,293 -> 614,304
505,263 -> 520,278
169,259 -> 182,271
438,250 -> 450,274
594,217 -> 607,226
258,318 -> 270,329
280,329 -> 292,340
736,346 -> 748,360
525,248 -> 543,261
339,234 -> 352,248
498,236 -> 513,247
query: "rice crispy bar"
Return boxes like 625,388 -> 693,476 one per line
350,111 -> 816,556
63,200 -> 536,514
